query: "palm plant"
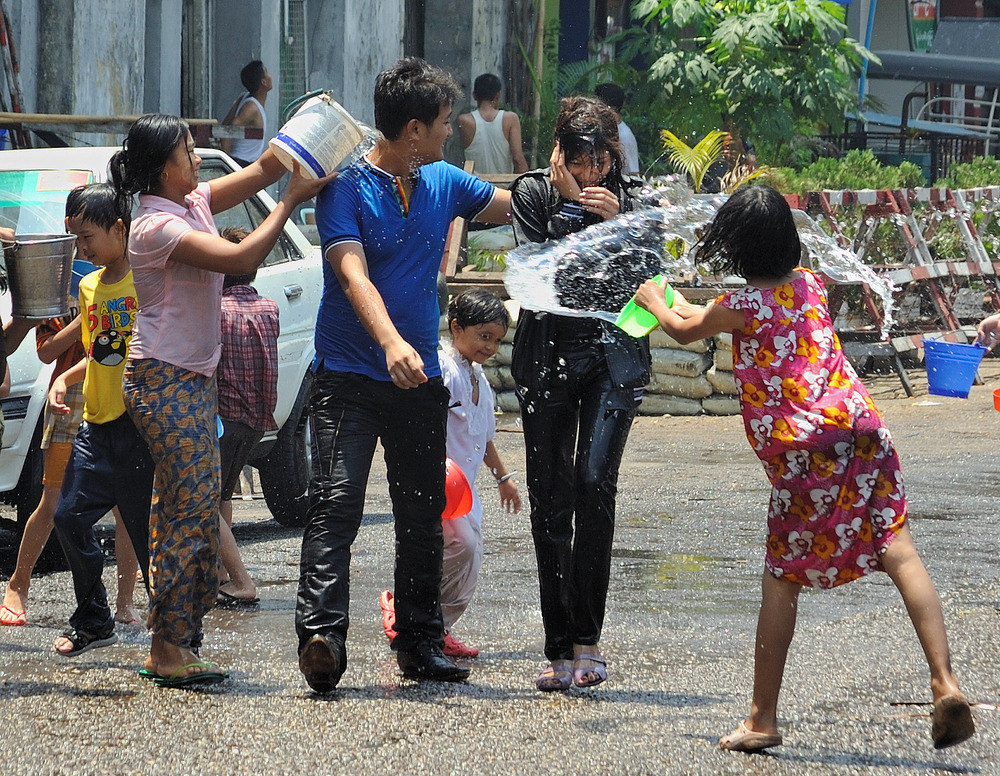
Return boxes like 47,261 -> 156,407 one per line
660,129 -> 728,192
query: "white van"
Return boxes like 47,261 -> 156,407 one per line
0,147 -> 320,531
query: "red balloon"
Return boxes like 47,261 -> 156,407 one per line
442,458 -> 473,520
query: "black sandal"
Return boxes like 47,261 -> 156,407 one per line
54,627 -> 117,657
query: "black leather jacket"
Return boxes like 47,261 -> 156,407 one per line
509,169 -> 652,392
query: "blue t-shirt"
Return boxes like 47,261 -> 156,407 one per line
314,158 -> 495,381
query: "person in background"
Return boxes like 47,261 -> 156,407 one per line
458,73 -> 528,175
594,83 -> 640,176
48,183 -> 152,657
2,294 -> 140,628
215,225 -> 280,607
221,60 -> 273,168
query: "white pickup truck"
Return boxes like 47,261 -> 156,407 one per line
0,146 -> 320,530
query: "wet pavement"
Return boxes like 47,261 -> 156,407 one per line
1,364 -> 999,775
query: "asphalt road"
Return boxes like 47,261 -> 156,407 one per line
1,364 -> 999,775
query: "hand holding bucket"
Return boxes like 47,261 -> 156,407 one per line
442,458 -> 473,520
615,275 -> 675,338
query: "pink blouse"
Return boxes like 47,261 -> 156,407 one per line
128,183 -> 225,376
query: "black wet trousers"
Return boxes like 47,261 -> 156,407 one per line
295,370 -> 450,656
518,347 -> 638,663
53,413 -> 153,635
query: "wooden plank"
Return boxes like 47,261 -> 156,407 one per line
441,161 -> 475,279
0,112 -> 217,126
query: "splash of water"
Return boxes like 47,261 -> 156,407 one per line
505,185 -> 897,337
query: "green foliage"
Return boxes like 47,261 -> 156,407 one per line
933,156 -> 1000,189
611,0 -> 874,165
660,129 -> 728,191
760,150 -> 926,196
468,247 -> 508,272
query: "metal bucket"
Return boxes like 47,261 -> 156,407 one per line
1,233 -> 76,319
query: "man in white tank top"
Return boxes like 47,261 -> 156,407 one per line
221,60 -> 272,167
458,73 -> 528,176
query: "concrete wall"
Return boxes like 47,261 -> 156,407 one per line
144,0 -> 183,114
307,0 -> 404,128
423,0 -> 508,165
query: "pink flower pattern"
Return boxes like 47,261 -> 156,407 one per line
719,268 -> 906,589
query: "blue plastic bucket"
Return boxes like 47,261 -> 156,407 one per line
922,339 -> 986,399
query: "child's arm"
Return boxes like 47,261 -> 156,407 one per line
47,357 -> 86,415
483,440 -> 521,514
36,315 -> 82,365
634,282 -> 744,345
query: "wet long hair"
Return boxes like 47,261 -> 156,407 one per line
448,288 -> 510,331
65,182 -> 131,234
374,57 -> 461,141
695,185 -> 802,280
108,113 -> 189,215
553,96 -> 626,190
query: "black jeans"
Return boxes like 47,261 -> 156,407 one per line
295,370 -> 450,656
518,343 -> 638,662
53,413 -> 153,635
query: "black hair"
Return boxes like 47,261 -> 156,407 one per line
221,225 -> 256,287
108,113 -> 189,214
553,96 -> 626,189
448,288 -> 510,330
472,73 -> 501,103
594,82 -> 625,113
374,57 -> 461,141
695,185 -> 802,280
65,182 -> 131,234
241,60 -> 266,94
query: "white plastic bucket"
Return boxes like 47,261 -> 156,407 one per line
269,93 -> 372,179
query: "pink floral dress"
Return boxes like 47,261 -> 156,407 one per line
718,267 -> 906,588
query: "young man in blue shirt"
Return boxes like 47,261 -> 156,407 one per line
297,57 -> 512,690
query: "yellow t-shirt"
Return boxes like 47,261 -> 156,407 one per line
79,269 -> 138,424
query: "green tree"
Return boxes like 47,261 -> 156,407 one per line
620,0 -> 874,164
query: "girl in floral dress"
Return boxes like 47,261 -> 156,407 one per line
634,185 -> 974,753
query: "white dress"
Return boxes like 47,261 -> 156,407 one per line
438,344 -> 496,630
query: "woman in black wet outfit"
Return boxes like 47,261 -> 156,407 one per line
510,96 -> 650,691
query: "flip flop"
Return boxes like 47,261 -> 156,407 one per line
719,720 -> 783,752
932,694 -> 976,749
572,653 -> 607,688
535,660 -> 573,692
0,604 -> 26,626
216,589 -> 260,608
153,661 -> 228,688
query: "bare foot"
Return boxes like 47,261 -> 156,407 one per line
114,604 -> 143,627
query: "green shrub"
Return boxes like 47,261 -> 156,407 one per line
933,156 -> 1000,189
760,150 -> 925,196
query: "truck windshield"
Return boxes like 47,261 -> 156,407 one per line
0,169 -> 94,234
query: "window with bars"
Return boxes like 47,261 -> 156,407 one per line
280,0 -> 307,114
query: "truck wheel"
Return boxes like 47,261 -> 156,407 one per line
259,372 -> 313,528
